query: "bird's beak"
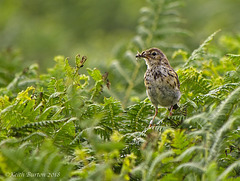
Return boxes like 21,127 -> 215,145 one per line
136,51 -> 146,59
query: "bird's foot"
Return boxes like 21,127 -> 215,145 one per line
149,119 -> 154,127
169,105 -> 174,116
149,119 -> 157,127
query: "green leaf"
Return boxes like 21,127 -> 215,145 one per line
184,29 -> 221,67
87,68 -> 102,82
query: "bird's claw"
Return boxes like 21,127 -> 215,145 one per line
149,119 -> 154,127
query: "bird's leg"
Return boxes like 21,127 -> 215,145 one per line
149,106 -> 158,127
169,105 -> 173,116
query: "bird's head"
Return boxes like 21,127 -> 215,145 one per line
136,48 -> 170,67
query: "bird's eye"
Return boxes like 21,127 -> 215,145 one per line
151,52 -> 157,56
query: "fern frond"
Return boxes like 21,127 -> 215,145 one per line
175,146 -> 206,162
107,0 -> 188,106
21,132 -> 48,142
199,83 -> 240,102
138,0 -> 188,48
174,162 -> 205,175
207,116 -> 240,164
70,125 -> 104,146
211,86 -> 240,131
184,30 -> 221,68
123,132 -> 146,144
10,118 -> 69,134
0,139 -> 72,180
217,160 -> 240,181
125,99 -> 153,131
226,53 -> 240,66
0,49 -> 24,87
37,105 -> 64,121
183,112 -> 209,128
147,150 -> 174,179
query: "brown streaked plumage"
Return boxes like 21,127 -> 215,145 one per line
136,48 -> 181,127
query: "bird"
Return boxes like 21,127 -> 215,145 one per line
136,48 -> 181,127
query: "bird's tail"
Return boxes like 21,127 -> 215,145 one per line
172,104 -> 179,110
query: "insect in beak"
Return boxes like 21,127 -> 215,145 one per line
136,51 -> 146,59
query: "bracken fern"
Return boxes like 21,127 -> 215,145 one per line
1,1 -> 240,180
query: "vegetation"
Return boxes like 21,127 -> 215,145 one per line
0,0 -> 240,180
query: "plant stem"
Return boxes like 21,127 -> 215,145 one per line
123,62 -> 141,106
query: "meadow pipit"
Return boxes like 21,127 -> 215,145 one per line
136,48 -> 181,126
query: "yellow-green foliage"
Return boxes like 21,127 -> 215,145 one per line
0,0 -> 240,180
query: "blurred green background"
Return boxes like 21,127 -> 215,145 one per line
0,0 -> 240,71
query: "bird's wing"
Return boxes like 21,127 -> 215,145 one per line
167,68 -> 180,90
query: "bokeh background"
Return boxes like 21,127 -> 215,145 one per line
1,0 -> 240,71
